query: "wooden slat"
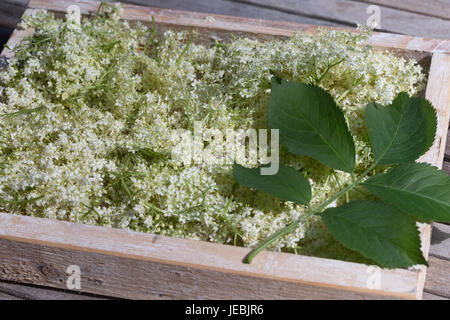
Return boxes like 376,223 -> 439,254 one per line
0,237 -> 405,300
0,291 -> 21,300
3,0 -> 450,39
445,129 -> 450,159
422,291 -> 449,300
0,27 -> 34,59
27,0 -> 450,54
413,52 -> 450,298
124,0 -> 343,27
238,0 -> 450,39
430,223 -> 450,260
421,53 -> 450,170
443,160 -> 450,175
354,0 -> 450,21
0,214 -> 423,299
0,0 -> 28,29
423,256 -> 450,298
0,281 -> 106,300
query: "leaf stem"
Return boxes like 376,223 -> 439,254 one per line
243,163 -> 377,263
176,39 -> 192,65
243,215 -> 312,263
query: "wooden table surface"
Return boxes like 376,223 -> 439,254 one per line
0,0 -> 448,300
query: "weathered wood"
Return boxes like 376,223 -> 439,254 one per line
443,161 -> 450,175
423,256 -> 450,298
0,0 -> 28,29
430,223 -> 450,260
445,129 -> 450,160
422,291 -> 449,300
0,26 -> 34,60
125,0 -> 342,27
354,0 -> 450,21
5,0 -> 450,39
413,52 -> 450,297
0,280 -> 106,300
27,0 -> 450,54
237,0 -> 450,39
0,291 -> 21,300
421,53 -> 450,170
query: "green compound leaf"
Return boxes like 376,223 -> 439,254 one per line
233,163 -> 311,206
267,80 -> 355,173
365,93 -> 437,166
364,163 -> 450,222
322,200 -> 427,268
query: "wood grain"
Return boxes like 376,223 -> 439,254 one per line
0,291 -> 21,300
0,213 -> 424,299
445,128 -> 450,159
0,280 -> 106,300
430,223 -> 450,260
4,0 -> 450,38
0,0 -> 28,29
27,0 -> 450,54
413,52 -> 450,298
125,0 -> 342,27
423,256 -> 450,298
237,0 -> 450,39
354,0 -> 450,21
422,291 -> 449,300
0,237 -> 408,300
421,53 -> 450,169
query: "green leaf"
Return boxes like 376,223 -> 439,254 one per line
322,200 -> 427,268
364,163 -> 450,222
233,163 -> 311,205
267,80 -> 355,173
365,93 -> 436,165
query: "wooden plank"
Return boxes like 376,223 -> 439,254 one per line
422,291 -> 449,300
0,291 -> 22,300
423,256 -> 450,298
430,223 -> 450,260
444,159 -> 450,171
445,130 -> 450,160
0,27 -> 34,60
0,281 -> 106,300
354,0 -> 450,21
0,0 -> 28,29
0,214 -> 422,299
0,238 -> 408,300
123,0 -> 343,27
26,0 -> 450,54
238,0 -> 450,39
421,53 -> 450,170
414,52 -> 450,297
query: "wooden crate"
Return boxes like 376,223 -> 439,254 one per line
0,0 -> 450,300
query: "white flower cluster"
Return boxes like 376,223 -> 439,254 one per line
0,5 -> 424,262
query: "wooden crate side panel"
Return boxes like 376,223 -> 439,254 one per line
416,52 -> 450,299
0,212 -> 421,299
0,238 -> 404,300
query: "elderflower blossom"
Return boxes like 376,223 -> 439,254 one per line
0,5 -> 425,262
